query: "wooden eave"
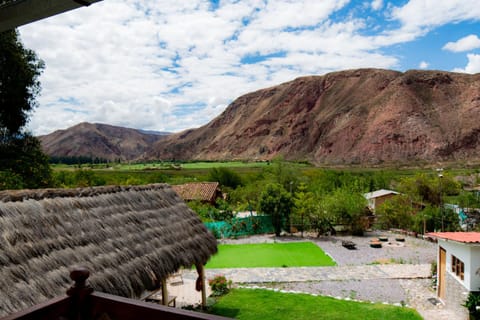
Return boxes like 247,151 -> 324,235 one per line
0,0 -> 102,32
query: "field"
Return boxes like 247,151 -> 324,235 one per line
52,161 -> 279,171
205,242 -> 336,268
209,288 -> 422,320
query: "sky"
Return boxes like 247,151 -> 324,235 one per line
18,0 -> 480,136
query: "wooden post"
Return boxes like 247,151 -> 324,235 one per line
161,278 -> 168,306
195,263 -> 207,309
67,267 -> 94,320
200,265 -> 207,308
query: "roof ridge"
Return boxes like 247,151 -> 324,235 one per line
0,183 -> 170,202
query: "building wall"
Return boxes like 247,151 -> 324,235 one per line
439,240 -> 471,290
445,272 -> 469,318
372,194 -> 397,211
470,246 -> 480,291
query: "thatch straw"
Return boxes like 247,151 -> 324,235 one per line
0,183 -> 217,316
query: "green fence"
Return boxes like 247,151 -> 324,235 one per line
205,215 -> 274,238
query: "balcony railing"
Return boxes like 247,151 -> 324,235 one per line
1,268 -> 231,320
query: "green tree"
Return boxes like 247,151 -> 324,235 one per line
265,157 -> 299,192
0,134 -> 52,189
398,173 -> 460,206
0,30 -> 51,190
0,30 -> 44,136
321,188 -> 368,235
208,167 -> 243,189
457,191 -> 480,209
292,183 -> 315,236
397,172 -> 461,232
259,183 -> 294,236
308,194 -> 335,237
375,194 -> 414,230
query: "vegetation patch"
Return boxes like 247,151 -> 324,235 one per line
208,288 -> 422,320
205,242 -> 336,268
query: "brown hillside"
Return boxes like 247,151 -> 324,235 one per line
40,122 -> 167,161
147,68 -> 480,165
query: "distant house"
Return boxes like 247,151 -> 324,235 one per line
0,184 -> 218,318
428,232 -> 480,318
363,189 -> 399,212
172,182 -> 223,205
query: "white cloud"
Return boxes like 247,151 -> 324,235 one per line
419,61 -> 429,69
443,34 -> 480,52
453,54 -> 480,74
380,0 -> 480,48
390,0 -> 480,32
371,0 -> 383,11
16,0 -> 480,136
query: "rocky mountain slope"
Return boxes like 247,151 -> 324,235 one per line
39,122 -> 168,161
146,68 -> 480,165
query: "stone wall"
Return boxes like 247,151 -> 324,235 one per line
445,272 -> 469,318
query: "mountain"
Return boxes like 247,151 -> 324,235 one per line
39,122 -> 168,161
146,68 -> 480,165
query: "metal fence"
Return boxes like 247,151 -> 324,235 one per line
205,215 -> 274,238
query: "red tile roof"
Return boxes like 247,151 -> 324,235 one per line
427,232 -> 480,243
172,182 -> 220,202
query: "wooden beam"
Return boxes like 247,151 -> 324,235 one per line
161,278 -> 168,307
201,267 -> 207,309
0,0 -> 103,32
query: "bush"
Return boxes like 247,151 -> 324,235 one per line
464,292 -> 480,318
208,275 -> 232,297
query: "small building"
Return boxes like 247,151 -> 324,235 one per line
363,189 -> 399,212
428,232 -> 480,318
172,182 -> 223,205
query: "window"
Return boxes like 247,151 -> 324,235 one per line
452,255 -> 464,280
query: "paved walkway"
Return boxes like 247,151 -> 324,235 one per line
203,264 -> 431,282
180,264 -> 464,320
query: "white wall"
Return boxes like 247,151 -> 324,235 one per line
470,246 -> 480,291
439,239 -> 480,291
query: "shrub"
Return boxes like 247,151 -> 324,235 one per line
208,275 -> 232,297
464,291 -> 480,318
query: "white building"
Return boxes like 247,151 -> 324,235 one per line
428,232 -> 480,318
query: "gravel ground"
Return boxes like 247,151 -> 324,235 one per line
312,231 -> 437,266
248,279 -> 409,304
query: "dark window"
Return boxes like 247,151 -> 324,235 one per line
452,255 -> 465,280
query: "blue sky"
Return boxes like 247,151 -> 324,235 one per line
18,0 -> 480,135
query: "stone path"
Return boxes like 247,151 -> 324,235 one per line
203,264 -> 431,282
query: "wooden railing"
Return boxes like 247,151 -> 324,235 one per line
1,268 -> 231,320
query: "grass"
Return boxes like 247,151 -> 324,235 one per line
205,242 -> 336,268
208,288 -> 422,320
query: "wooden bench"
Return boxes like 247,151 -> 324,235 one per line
144,291 -> 177,307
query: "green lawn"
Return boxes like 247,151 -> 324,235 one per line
209,289 -> 422,320
205,242 -> 336,268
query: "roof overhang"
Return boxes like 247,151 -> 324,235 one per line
427,232 -> 480,244
0,0 -> 102,32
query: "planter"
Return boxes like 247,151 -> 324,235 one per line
378,236 -> 388,242
370,241 -> 382,248
395,237 -> 405,242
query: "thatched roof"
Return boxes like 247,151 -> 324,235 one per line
0,183 -> 217,317
172,182 -> 221,203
